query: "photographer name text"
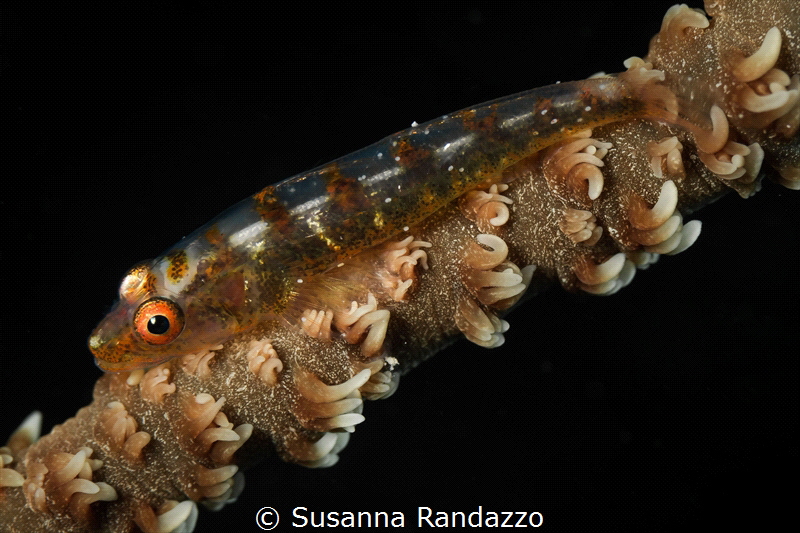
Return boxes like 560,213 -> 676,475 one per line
290,506 -> 543,528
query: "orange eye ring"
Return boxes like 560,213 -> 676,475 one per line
133,298 -> 185,345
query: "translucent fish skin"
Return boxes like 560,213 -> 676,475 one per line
249,77 -> 643,274
89,76 -> 649,371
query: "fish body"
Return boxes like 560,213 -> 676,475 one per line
89,76 -> 655,371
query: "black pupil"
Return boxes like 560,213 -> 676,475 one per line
147,315 -> 171,335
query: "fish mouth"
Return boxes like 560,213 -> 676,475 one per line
88,329 -> 170,373
91,346 -> 172,373
93,357 -> 133,372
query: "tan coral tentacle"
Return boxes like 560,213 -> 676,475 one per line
659,4 -> 709,40
574,253 -> 626,286
0,467 -> 24,488
294,367 -> 371,404
31,446 -> 118,520
210,423 -> 253,464
180,346 -> 221,379
134,499 -> 199,533
462,233 -> 529,309
183,393 -> 227,439
737,70 -> 799,130
202,471 -> 245,511
286,432 -> 351,468
454,296 -> 509,348
97,401 -> 151,461
777,164 -> 800,190
575,253 -> 636,295
98,402 -> 137,450
126,368 -> 145,386
773,75 -> 800,137
333,293 -> 390,358
464,233 -> 509,271
665,220 -> 703,256
5,411 -> 42,453
732,26 -> 782,83
140,363 -> 176,404
621,57 -> 678,115
355,357 -> 400,401
560,208 -> 603,245
464,263 -> 524,306
689,104 -> 765,184
628,180 -> 679,231
195,412 -> 241,451
244,338 -> 283,386
541,129 -> 612,204
694,105 -> 729,155
647,137 -> 685,179
300,308 -> 334,340
191,464 -> 239,500
713,22 -> 796,157
379,236 -> 432,301
46,449 -> 91,487
23,461 -> 49,513
68,482 -> 118,522
698,140 -> 764,182
180,393 -> 242,455
737,76 -> 795,113
287,432 -> 339,463
1,411 -> 42,488
631,215 -> 682,246
291,368 -> 370,434
460,183 -> 514,231
122,431 -> 151,462
0,452 -> 23,488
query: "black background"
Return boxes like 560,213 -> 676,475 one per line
2,2 -> 796,531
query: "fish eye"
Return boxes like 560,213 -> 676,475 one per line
133,297 -> 185,345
